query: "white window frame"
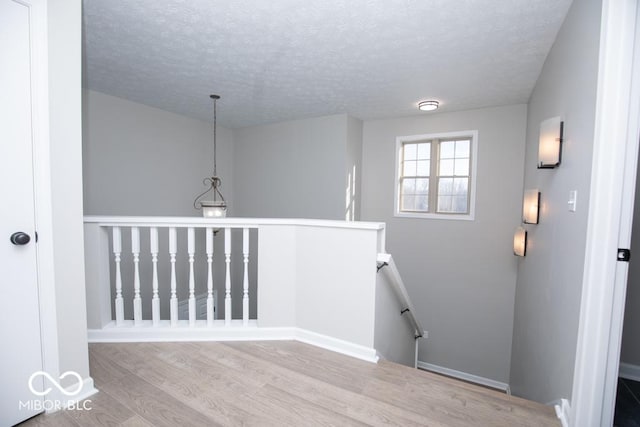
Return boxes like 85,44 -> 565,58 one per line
394,130 -> 478,220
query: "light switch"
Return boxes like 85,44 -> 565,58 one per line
568,190 -> 577,212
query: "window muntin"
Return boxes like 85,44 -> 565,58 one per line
395,131 -> 477,220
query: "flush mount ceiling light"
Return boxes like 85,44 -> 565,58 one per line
193,94 -> 227,218
418,100 -> 439,111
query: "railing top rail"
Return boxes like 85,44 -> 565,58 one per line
377,253 -> 425,338
84,215 -> 385,231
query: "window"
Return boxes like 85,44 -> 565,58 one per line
395,131 -> 478,220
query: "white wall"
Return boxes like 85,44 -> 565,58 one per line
509,0 -> 602,404
295,226 -> 377,346
346,116 -> 363,221
619,152 -> 640,368
256,222 -> 381,352
232,114 -> 352,220
83,90 -> 234,216
361,104 -> 527,383
48,0 -> 90,382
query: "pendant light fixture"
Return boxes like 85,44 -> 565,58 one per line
194,94 -> 227,218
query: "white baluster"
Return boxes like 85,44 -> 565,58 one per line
150,227 -> 159,326
206,227 -> 214,326
224,227 -> 232,326
169,227 -> 178,327
188,227 -> 196,326
113,227 -> 124,326
131,227 -> 142,326
242,228 -> 250,326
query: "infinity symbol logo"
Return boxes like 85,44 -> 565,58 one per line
28,371 -> 83,397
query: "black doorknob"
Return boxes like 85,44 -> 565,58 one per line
10,232 -> 30,245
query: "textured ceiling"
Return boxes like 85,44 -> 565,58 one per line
82,0 -> 573,129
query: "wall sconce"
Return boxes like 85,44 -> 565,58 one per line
513,227 -> 527,257
523,189 -> 540,224
538,116 -> 563,168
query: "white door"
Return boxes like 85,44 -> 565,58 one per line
0,0 -> 46,425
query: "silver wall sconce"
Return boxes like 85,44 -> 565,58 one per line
514,226 -> 527,257
523,189 -> 541,224
538,116 -> 563,168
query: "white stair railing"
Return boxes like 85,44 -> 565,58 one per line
224,227 -> 232,326
206,227 -> 214,326
150,227 -> 160,326
113,226 -> 124,326
92,219 -> 258,329
84,216 -> 409,364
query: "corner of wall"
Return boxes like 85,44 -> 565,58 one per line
48,0 -> 91,381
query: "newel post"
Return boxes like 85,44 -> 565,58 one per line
83,222 -> 113,329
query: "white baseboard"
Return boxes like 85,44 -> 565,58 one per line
619,362 -> 640,381
88,322 -> 378,363
550,398 -> 570,427
46,377 -> 98,413
88,320 -> 294,342
416,361 -> 510,393
294,329 -> 379,363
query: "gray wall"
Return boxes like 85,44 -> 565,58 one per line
232,114 -> 353,219
509,0 -> 602,404
83,90 -> 234,216
82,91 -> 241,321
346,116 -> 363,221
374,270 -> 418,367
360,104 -> 527,383
49,0 -> 90,381
621,152 -> 640,367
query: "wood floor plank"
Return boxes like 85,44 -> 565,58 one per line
25,341 -> 560,427
89,345 -> 131,386
377,360 -> 558,422
98,373 -> 221,427
63,389 -> 134,427
17,410 -> 79,427
119,415 -> 154,427
249,383 -> 368,427
224,340 -> 375,393
269,340 -> 410,388
364,376 -> 557,427
382,359 -> 553,414
95,342 -> 280,426
198,341 -> 438,426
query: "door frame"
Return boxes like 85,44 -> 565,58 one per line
571,0 -> 640,425
21,0 -> 62,400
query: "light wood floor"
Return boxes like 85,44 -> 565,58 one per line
20,341 -> 560,427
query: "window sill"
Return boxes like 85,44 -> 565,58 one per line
394,211 -> 475,221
